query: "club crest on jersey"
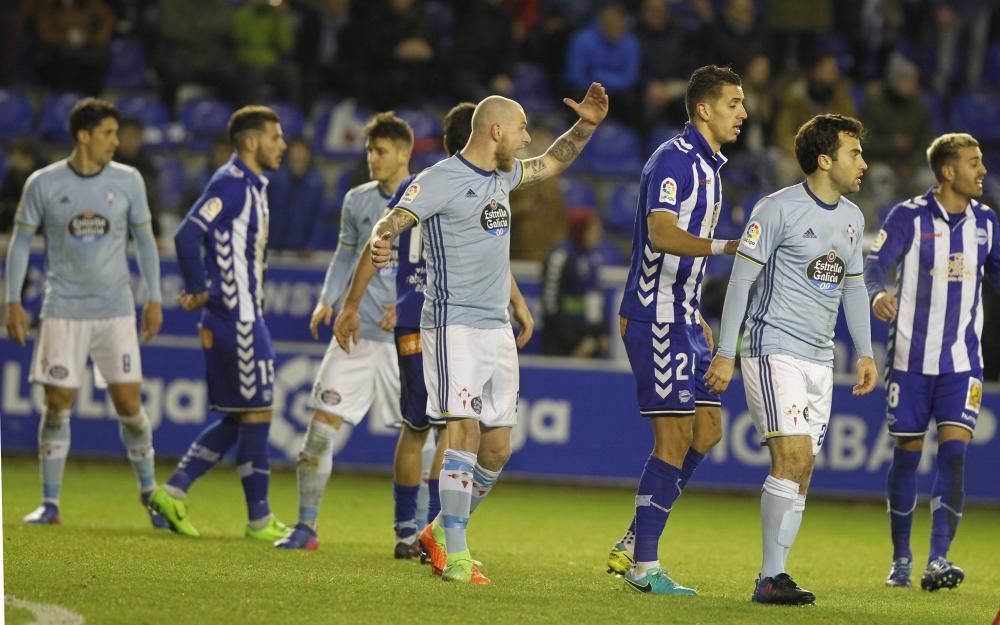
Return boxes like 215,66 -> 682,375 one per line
847,223 -> 856,244
198,197 -> 223,222
872,229 -> 888,252
68,210 -> 109,241
805,250 -> 845,291
480,198 -> 510,236
742,221 -> 762,249
659,177 -> 677,205
402,183 -> 420,203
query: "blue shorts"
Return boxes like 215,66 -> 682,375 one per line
621,317 -> 720,417
885,369 -> 981,436
395,327 -> 444,430
199,313 -> 274,412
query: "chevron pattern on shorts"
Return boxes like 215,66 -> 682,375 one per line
652,323 -> 672,398
236,321 -> 256,399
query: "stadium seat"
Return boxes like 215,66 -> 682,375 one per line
104,39 -> 153,91
0,89 -> 34,144
180,98 -> 234,151
607,181 -> 639,234
152,155 -> 187,213
513,63 -> 556,114
265,101 -> 305,139
646,125 -> 682,156
583,121 -> 643,176
312,100 -> 367,159
920,91 -> 946,137
949,92 -> 1000,143
116,95 -> 169,128
596,238 -> 626,266
396,107 -> 442,153
559,177 -> 597,209
981,42 -> 1000,91
38,92 -> 83,144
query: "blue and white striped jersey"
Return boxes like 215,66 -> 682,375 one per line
181,156 -> 269,322
619,123 -> 726,324
394,153 -> 523,330
865,190 -> 1000,374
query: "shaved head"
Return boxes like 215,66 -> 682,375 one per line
472,96 -> 524,135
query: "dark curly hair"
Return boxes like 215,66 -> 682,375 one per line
364,111 -> 414,147
794,114 -> 865,175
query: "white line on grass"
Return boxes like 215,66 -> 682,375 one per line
6,596 -> 84,625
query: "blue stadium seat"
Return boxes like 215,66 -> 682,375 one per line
116,95 -> 169,128
38,92 -> 82,144
607,181 -> 639,234
949,92 -> 1000,143
181,98 -> 234,151
152,156 -> 187,213
646,125 -> 682,156
583,121 -> 643,176
920,91 -> 945,137
513,63 -> 556,114
104,39 -> 153,90
596,238 -> 626,266
0,89 -> 34,143
558,177 -> 597,209
981,42 -> 1000,90
265,101 -> 305,139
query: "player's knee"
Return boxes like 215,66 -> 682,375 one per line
112,397 -> 142,418
692,425 -> 722,452
44,387 -> 74,412
477,442 -> 511,470
42,407 -> 71,428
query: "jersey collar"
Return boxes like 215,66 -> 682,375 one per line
456,152 -> 492,177
682,123 -> 728,171
926,188 -> 974,224
229,155 -> 266,189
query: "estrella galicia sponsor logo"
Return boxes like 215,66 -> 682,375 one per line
320,389 -> 342,405
480,198 -> 511,236
68,210 -> 109,241
805,250 -> 845,291
49,365 -> 69,380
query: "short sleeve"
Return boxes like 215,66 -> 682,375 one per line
644,152 -> 694,216
388,175 -> 416,209
187,179 -> 243,231
338,189 -> 359,247
504,159 -> 524,191
15,171 -> 45,228
395,168 -> 449,222
867,203 -> 916,267
736,196 -> 785,265
126,168 -> 153,225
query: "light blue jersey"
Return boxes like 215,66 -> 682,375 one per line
8,159 -> 160,319
394,154 -> 523,329
718,182 -> 873,365
319,180 -> 397,343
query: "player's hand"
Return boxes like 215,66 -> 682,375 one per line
178,291 -> 209,312
725,240 -> 739,255
564,82 -> 609,127
853,356 -> 878,396
140,301 -> 163,343
371,232 -> 393,268
872,291 -> 897,322
704,354 -> 735,394
698,315 -> 715,352
332,303 -> 360,353
511,301 -> 534,349
5,302 -> 30,346
310,302 -> 335,341
378,303 -> 396,331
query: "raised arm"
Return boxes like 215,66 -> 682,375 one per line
518,82 -> 609,188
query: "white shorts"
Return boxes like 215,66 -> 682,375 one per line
310,337 -> 402,428
29,316 -> 142,388
741,354 -> 833,455
422,324 -> 519,428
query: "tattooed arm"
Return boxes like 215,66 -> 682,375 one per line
519,82 -> 609,188
370,208 -> 417,268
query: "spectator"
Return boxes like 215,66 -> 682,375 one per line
540,207 -> 609,358
356,0 -> 435,110
862,53 -> 933,184
637,0 -> 696,128
450,0 -> 516,102
183,136 -> 233,210
564,2 -> 641,127
115,118 -> 162,239
153,0 -> 237,110
233,0 -> 301,105
295,0 -> 359,106
696,0 -> 767,72
931,0 -> 995,95
772,53 -> 855,160
0,140 -> 43,235
509,124 -> 565,262
533,0 -> 597,90
266,138 -> 332,256
764,0 -> 833,72
32,0 -> 115,95
0,2 -> 30,84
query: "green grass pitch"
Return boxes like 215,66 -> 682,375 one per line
3,456 -> 998,625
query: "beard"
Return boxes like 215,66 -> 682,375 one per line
257,148 -> 280,172
495,150 -> 515,172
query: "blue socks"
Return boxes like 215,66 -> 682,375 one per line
393,483 -> 420,540
620,447 -> 703,553
427,478 -> 441,527
167,415 -> 240,495
236,421 -> 272,525
929,440 -> 966,561
632,455 -> 682,569
887,447 -> 921,561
